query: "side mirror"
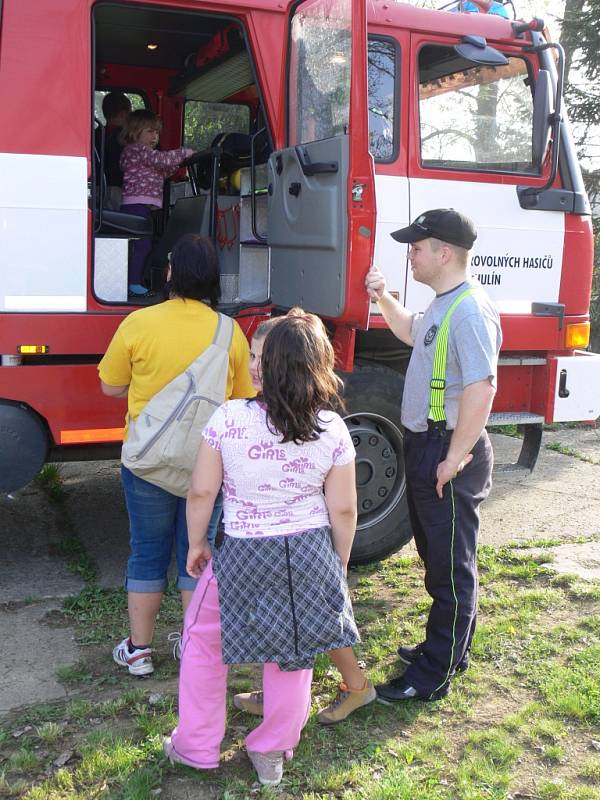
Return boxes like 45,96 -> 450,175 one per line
532,69 -> 552,168
454,35 -> 509,67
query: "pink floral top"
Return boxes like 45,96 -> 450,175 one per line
203,399 -> 356,538
120,144 -> 193,208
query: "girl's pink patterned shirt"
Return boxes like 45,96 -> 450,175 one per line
120,143 -> 192,207
203,399 -> 356,538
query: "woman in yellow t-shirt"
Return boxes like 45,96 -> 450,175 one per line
98,234 -> 253,677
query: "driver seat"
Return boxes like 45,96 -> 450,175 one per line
97,209 -> 154,237
146,195 -> 211,289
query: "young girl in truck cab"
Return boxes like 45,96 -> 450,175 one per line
119,110 -> 195,298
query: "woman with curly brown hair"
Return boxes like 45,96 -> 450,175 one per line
164,309 -> 361,787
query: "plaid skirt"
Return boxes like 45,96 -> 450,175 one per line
212,526 -> 360,671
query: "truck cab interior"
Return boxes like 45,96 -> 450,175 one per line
92,2 -> 272,308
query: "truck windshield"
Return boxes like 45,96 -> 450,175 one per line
418,44 -> 536,174
288,0 -> 351,145
183,101 -> 250,151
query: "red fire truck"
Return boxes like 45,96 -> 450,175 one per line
1,0 -> 598,562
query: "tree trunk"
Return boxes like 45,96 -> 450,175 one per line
559,0 -> 585,89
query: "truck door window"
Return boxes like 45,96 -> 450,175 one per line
368,37 -> 397,162
418,45 -> 535,174
288,0 -> 351,145
183,101 -> 250,150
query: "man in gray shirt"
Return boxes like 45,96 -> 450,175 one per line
365,208 -> 502,702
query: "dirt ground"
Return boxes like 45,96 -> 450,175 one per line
0,426 -> 598,718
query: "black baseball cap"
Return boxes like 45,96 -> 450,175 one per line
390,208 -> 477,250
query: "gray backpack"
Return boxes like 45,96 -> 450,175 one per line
121,313 -> 234,497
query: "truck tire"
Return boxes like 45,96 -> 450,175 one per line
0,401 -> 49,493
342,361 -> 412,565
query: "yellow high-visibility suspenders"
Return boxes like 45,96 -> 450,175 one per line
428,288 -> 476,425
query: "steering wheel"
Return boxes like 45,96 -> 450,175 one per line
181,149 -> 212,168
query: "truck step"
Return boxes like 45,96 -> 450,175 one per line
488,412 -> 545,427
487,412 -> 544,473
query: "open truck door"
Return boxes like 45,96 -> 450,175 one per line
268,0 -> 375,328
268,0 -> 407,567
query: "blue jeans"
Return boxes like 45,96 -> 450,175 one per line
121,465 -> 223,592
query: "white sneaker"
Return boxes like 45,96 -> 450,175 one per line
163,737 -> 206,769
112,637 -> 154,676
247,750 -> 285,786
167,631 -> 182,660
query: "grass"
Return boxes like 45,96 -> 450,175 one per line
56,531 -> 97,583
8,747 -> 40,772
527,716 -> 568,743
36,464 -> 67,502
487,423 -> 522,437
545,440 -> 600,465
62,582 -> 182,647
528,643 -> 600,722
2,544 -> 600,800
55,662 -> 94,686
35,463 -> 98,583
580,757 -> 600,780
490,421 -> 600,469
34,722 -> 64,743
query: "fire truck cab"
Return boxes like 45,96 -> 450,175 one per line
1,0 -> 599,563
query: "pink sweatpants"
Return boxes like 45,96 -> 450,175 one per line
170,561 -> 313,769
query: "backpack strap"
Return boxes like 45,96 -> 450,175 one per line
428,287 -> 477,425
212,312 -> 235,352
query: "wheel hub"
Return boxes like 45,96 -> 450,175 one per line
344,412 -> 405,529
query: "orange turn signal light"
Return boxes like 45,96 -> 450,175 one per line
564,322 -> 590,349
18,344 -> 49,354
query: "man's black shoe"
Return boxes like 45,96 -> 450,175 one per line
375,676 -> 450,704
397,642 -> 424,665
397,642 -> 470,673
455,651 -> 470,673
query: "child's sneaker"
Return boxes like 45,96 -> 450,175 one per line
112,637 -> 154,676
128,283 -> 148,295
317,679 -> 376,725
168,631 -> 182,660
233,690 -> 263,715
233,690 -> 310,728
162,736 -> 217,770
247,749 -> 285,786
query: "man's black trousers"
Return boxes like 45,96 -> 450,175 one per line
401,427 -> 493,696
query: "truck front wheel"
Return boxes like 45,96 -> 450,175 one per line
342,362 -> 412,564
0,401 -> 49,493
